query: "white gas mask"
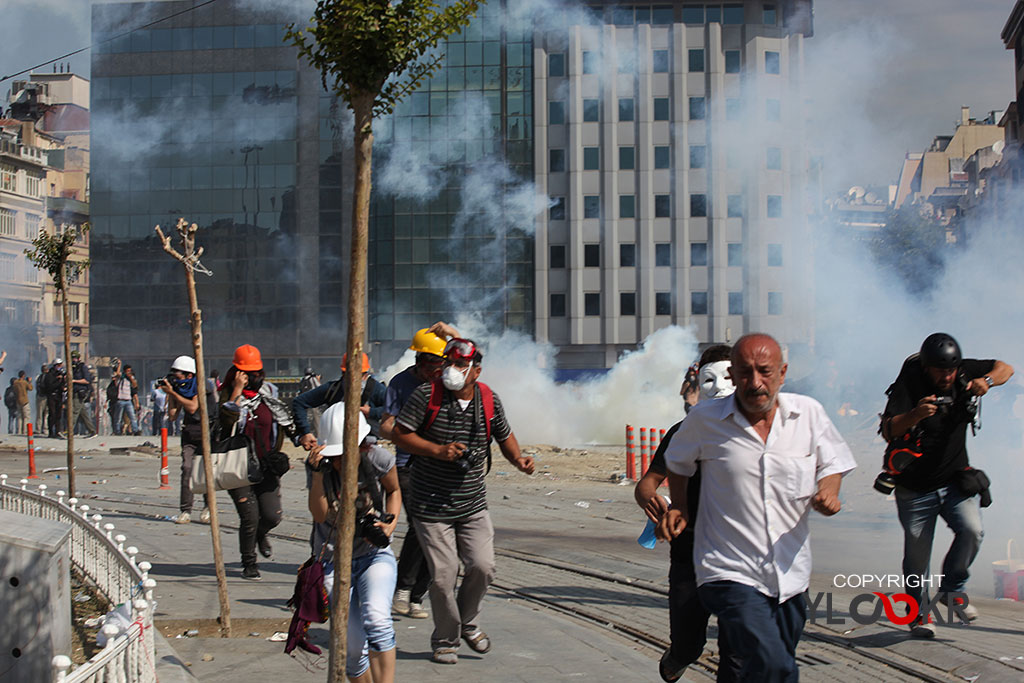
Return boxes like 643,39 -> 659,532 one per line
698,360 -> 734,401
442,363 -> 472,391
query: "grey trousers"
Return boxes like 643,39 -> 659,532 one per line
413,509 -> 495,650
179,441 -> 209,513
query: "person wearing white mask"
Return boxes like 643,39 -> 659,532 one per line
634,345 -> 743,683
391,338 -> 534,665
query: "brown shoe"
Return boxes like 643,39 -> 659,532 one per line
462,629 -> 491,653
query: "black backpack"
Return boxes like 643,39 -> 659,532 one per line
4,385 -> 17,410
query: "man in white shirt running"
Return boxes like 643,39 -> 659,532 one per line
658,333 -> 856,682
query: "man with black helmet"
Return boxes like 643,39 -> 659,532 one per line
881,333 -> 1013,637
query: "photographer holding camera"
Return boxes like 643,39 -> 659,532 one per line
162,356 -> 217,525
307,405 -> 400,683
392,338 -> 534,665
881,333 -> 1013,637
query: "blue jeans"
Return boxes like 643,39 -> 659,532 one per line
324,548 -> 397,677
896,485 -> 983,608
698,581 -> 805,683
114,400 -> 139,434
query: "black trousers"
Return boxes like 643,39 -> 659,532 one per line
669,533 -> 742,681
228,474 -> 282,567
47,396 -> 63,437
394,465 -> 432,602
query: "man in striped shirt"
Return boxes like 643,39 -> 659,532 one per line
393,338 -> 534,665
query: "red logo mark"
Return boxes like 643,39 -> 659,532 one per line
872,592 -> 918,625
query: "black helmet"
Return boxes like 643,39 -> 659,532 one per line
919,333 -> 962,369
304,367 -> 315,376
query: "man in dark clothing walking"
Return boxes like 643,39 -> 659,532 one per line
44,360 -> 66,438
292,351 -> 386,448
69,351 -> 98,437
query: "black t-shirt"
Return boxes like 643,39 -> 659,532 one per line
883,357 -> 994,492
647,420 -> 702,528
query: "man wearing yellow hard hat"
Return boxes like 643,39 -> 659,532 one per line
292,350 -> 388,451
380,321 -> 459,620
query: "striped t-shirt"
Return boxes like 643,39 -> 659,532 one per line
395,382 -> 511,522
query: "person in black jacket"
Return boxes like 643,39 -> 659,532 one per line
881,333 -> 1013,637
293,352 -> 386,450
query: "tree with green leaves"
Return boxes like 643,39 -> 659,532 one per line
287,1 -> 479,678
871,204 -> 949,297
25,223 -> 89,498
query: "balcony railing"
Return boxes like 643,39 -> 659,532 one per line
0,474 -> 157,683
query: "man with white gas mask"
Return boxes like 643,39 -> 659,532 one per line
635,345 -> 743,683
392,338 -> 534,665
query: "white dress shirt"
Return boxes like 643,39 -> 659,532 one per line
665,392 -> 856,601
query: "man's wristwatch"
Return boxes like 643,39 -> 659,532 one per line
984,375 -> 994,388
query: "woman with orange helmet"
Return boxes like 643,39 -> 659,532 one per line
218,343 -> 294,580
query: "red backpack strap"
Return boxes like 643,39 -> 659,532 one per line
477,382 -> 495,443
421,379 -> 445,434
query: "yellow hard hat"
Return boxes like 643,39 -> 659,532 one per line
410,328 -> 446,357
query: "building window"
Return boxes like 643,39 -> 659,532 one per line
682,7 -> 704,23
550,293 -> 566,317
689,97 -> 706,120
582,51 -> 597,74
620,195 -> 636,218
584,293 -> 601,316
690,145 -> 707,169
549,53 -> 566,77
653,97 -> 670,121
764,4 -> 777,24
767,147 -> 782,170
0,165 -> 14,192
655,195 -> 671,218
768,291 -> 783,315
583,99 -> 600,122
619,146 -> 636,170
653,49 -> 669,73
0,208 -> 14,236
767,195 -> 782,218
727,243 -> 743,266
550,244 -> 566,268
550,197 -> 566,221
619,98 -> 635,122
549,100 -> 566,125
728,292 -> 744,315
550,148 -> 566,172
654,146 -> 671,169
584,243 -> 600,267
724,4 -> 745,23
68,302 -> 81,324
652,6 -> 673,24
690,242 -> 708,266
655,292 -> 672,315
0,253 -> 15,281
765,51 -> 780,74
726,98 -> 741,120
725,50 -> 741,73
727,195 -> 743,218
766,98 -> 781,121
620,292 -> 636,316
620,243 -> 636,267
584,195 -> 601,219
688,49 -> 705,72
24,259 -> 38,283
583,147 -> 600,170
25,213 -> 41,238
655,243 -> 671,267
690,194 -> 708,217
691,291 -> 709,315
25,174 -> 41,197
767,243 -> 783,266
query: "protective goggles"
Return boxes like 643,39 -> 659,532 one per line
443,338 -> 481,363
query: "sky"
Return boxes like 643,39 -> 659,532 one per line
0,0 -> 1016,189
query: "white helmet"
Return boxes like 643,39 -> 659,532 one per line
171,355 -> 196,374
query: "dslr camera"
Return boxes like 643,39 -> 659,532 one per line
358,511 -> 396,548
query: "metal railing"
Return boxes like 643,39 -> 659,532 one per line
0,474 -> 158,683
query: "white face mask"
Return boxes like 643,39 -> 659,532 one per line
442,364 -> 471,391
698,361 -> 735,401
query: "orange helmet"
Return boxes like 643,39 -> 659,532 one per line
232,344 -> 263,372
341,352 -> 371,373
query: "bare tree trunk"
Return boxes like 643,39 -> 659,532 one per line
328,93 -> 374,683
185,265 -> 232,638
61,264 -> 75,498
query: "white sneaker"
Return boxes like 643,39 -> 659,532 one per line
939,593 -> 979,622
175,512 -> 191,524
392,589 -> 411,615
199,507 -> 211,524
408,601 -> 429,619
909,616 -> 936,638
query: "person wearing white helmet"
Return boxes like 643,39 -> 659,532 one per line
163,355 -> 217,524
